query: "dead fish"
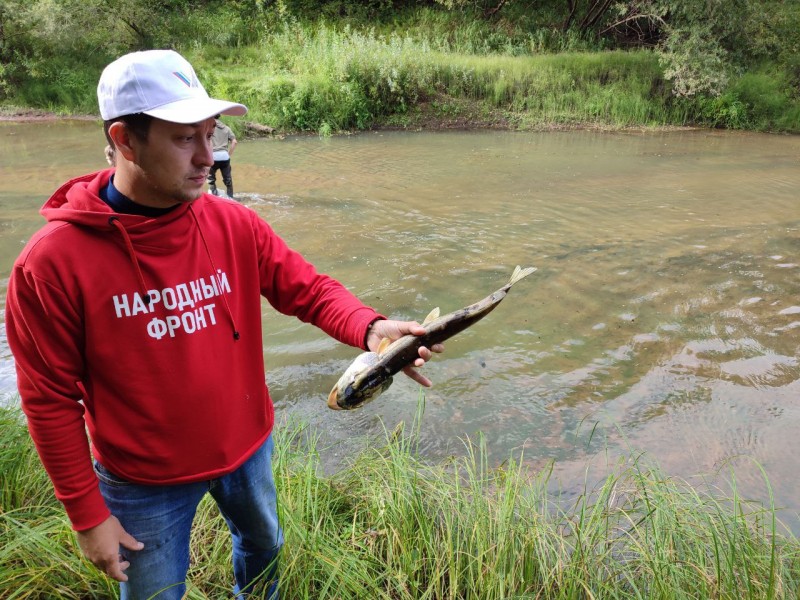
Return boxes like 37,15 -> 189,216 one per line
327,265 -> 537,410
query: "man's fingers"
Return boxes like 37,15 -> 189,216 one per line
408,323 -> 426,336
77,515 -> 142,582
118,557 -> 131,579
106,560 -> 129,582
417,346 -> 432,361
402,365 -> 432,387
119,532 -> 144,551
94,555 -> 129,582
111,532 -> 142,581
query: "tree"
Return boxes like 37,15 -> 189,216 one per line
0,0 -> 191,99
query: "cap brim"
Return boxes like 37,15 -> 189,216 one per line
144,97 -> 247,124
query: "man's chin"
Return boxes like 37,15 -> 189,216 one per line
176,186 -> 204,203
183,177 -> 208,200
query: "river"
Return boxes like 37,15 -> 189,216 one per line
1,121 -> 799,529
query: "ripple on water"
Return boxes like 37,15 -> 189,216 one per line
4,126 -> 800,530
719,354 -> 799,387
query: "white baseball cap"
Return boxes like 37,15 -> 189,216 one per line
97,49 -> 247,123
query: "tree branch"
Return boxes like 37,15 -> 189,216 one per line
485,0 -> 510,18
599,13 -> 666,37
563,0 -> 577,31
579,0 -> 614,31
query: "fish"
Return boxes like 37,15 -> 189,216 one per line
327,265 -> 537,410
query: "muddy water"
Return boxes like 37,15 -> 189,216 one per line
1,122 -> 799,529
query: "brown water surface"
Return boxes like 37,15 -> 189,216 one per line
2,122 -> 799,529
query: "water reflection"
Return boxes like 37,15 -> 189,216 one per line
1,122 -> 799,530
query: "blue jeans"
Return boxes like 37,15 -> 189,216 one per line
95,436 -> 283,599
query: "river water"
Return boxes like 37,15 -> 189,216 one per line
1,121 -> 799,529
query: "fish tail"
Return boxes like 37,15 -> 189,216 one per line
508,265 -> 537,286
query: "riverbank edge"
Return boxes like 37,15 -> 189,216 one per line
0,104 -> 706,136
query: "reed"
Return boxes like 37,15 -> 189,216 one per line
2,402 -> 799,599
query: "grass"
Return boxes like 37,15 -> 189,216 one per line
3,398 -> 800,599
181,23 -> 800,136
7,18 -> 797,134
186,27 -> 684,134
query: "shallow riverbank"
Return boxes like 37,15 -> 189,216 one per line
0,103 -> 705,137
0,107 -> 97,122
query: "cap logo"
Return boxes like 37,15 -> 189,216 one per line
172,71 -> 192,87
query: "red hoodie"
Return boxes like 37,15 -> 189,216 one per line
5,169 -> 381,531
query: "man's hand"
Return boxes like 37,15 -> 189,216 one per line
76,515 -> 143,582
367,319 -> 444,387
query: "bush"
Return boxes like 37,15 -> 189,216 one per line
658,26 -> 729,98
681,62 -> 800,131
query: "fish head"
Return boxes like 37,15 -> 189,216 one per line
327,351 -> 393,410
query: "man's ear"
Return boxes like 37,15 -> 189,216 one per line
107,121 -> 138,162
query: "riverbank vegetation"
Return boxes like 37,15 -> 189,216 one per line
2,403 -> 800,599
1,0 -> 799,133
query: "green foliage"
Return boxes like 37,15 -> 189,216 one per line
213,24 -> 439,131
191,25 -> 695,132
680,66 -> 800,131
12,57 -> 100,114
718,0 -> 800,66
658,26 -> 729,97
415,49 -> 683,127
694,93 -> 750,129
0,0 -> 265,106
385,7 -> 606,55
270,0 -> 411,21
1,0 -> 799,130
170,3 -> 264,48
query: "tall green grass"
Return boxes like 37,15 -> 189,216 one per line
191,26 -> 682,132
187,23 -> 800,134
2,400 -> 800,599
5,13 -> 799,132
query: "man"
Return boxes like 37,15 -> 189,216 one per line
208,115 -> 237,198
5,49 -> 441,600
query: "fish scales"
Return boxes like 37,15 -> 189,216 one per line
328,266 -> 536,410
370,290 -> 508,375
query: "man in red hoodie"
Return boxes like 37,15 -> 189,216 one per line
5,49 -> 441,600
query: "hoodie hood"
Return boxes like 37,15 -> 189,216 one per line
40,167 -> 233,332
41,168 -> 198,232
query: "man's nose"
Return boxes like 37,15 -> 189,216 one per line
196,137 -> 213,167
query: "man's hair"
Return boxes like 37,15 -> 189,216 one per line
103,113 -> 155,147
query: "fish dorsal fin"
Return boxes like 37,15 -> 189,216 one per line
377,337 -> 392,355
422,307 -> 440,325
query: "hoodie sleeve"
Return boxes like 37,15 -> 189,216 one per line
252,213 -> 383,348
5,258 -> 110,531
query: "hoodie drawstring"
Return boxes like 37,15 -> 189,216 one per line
189,205 -> 241,341
109,217 -> 151,306
109,212 -> 241,342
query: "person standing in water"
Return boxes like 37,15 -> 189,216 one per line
208,115 -> 237,198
